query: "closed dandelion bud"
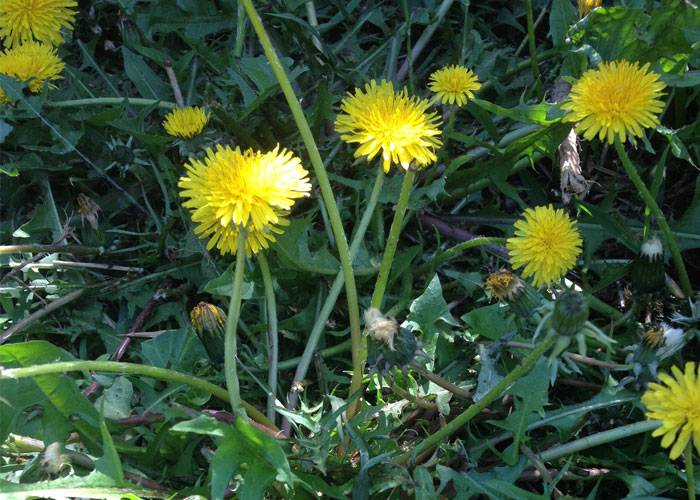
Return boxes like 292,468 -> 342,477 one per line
551,290 -> 589,336
190,302 -> 226,363
365,308 -> 427,377
40,442 -> 71,477
630,237 -> 665,293
484,269 -> 540,318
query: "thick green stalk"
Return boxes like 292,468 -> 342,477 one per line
46,98 -> 177,110
239,0 -> 363,417
282,168 -> 385,434
537,420 -> 660,463
224,232 -> 248,417
258,252 -> 279,425
0,360 -> 275,430
371,169 -> 416,309
688,441 -> 696,500
524,0 -> 544,101
614,138 -> 692,297
396,335 -> 556,464
415,237 -> 507,276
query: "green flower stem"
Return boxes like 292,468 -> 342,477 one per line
688,441 -> 697,500
0,244 -> 102,255
537,420 -> 660,463
223,231 -> 248,417
0,360 -> 275,431
586,294 -> 624,321
240,0 -> 363,418
234,0 -> 246,58
415,237 -> 507,277
614,138 -> 692,297
257,252 -> 279,425
283,169 -> 385,433
390,381 -> 438,411
409,361 -> 472,400
524,0 -> 544,101
46,98 -> 177,110
396,334 -> 556,464
371,169 -> 416,310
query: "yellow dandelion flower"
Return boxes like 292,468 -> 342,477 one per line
334,79 -> 442,173
163,106 -> 210,139
578,0 -> 602,18
178,144 -> 312,256
562,60 -> 666,145
642,362 -> 700,460
506,205 -> 583,288
0,41 -> 64,102
0,0 -> 77,47
428,65 -> 481,107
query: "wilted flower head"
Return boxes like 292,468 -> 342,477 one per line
562,60 -> 666,145
484,269 -> 540,318
0,0 -> 77,47
365,308 -> 427,378
190,302 -> 226,363
578,0 -> 602,18
428,65 -> 481,107
506,205 -> 583,288
0,41 -> 64,102
178,144 -> 312,256
77,193 -> 100,230
334,79 -> 442,173
163,106 -> 210,139
642,362 -> 700,459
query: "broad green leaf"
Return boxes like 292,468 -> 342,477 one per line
462,304 -> 515,340
95,377 -> 134,420
121,47 -> 170,100
0,342 -> 103,454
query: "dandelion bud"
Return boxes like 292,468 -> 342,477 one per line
190,302 -> 226,363
630,237 -> 665,294
484,269 -> 540,318
77,193 -> 100,230
551,290 -> 589,336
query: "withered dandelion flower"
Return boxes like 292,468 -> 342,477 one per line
506,205 -> 583,288
334,79 -> 442,173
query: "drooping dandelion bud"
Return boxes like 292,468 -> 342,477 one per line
484,269 -> 540,318
190,301 -> 226,363
364,308 -> 427,378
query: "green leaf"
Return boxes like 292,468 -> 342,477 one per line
95,408 -> 125,486
462,304 -> 515,340
413,466 -> 438,500
121,47 -> 170,100
172,415 -> 295,500
548,0 -> 577,48
0,342 -> 103,454
203,268 -> 254,298
94,377 -> 133,420
13,202 -> 61,240
568,7 -> 646,62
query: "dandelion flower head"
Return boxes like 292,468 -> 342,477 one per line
0,0 -> 77,47
506,205 -> 583,288
179,145 -> 312,256
642,362 -> 700,460
562,60 -> 666,145
163,106 -> 211,139
0,41 -> 64,102
428,65 -> 481,107
334,79 -> 442,173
